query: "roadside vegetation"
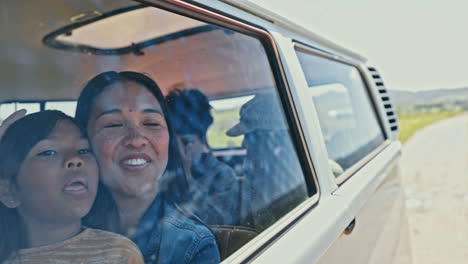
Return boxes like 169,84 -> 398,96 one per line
207,108 -> 242,149
397,111 -> 464,143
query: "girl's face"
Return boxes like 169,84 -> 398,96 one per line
14,119 -> 98,224
87,81 -> 169,198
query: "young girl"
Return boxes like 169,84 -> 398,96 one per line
0,110 -> 144,264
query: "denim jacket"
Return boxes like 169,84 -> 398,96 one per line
132,194 -> 220,264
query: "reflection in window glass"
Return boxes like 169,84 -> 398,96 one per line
296,50 -> 384,176
308,83 -> 356,142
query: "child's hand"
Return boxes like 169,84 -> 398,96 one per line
0,109 -> 27,140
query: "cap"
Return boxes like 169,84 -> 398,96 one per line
226,93 -> 287,137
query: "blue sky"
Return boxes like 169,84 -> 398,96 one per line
252,0 -> 468,91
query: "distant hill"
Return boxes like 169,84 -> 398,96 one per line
389,87 -> 468,113
389,87 -> 468,104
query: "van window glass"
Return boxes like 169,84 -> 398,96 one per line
0,101 -> 76,122
45,101 -> 77,117
0,103 -> 40,122
295,49 -> 385,176
2,2 -> 313,260
207,95 -> 254,149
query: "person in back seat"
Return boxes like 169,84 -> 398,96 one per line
166,89 -> 241,225
226,93 -> 308,231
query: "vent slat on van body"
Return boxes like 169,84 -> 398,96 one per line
368,67 -> 399,135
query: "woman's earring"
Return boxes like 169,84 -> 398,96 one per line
0,181 -> 20,208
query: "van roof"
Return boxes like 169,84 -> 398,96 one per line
0,0 -> 366,103
218,0 -> 367,62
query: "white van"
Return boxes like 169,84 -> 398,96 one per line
0,0 -> 410,263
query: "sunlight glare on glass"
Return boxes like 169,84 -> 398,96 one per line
46,101 -> 77,117
210,95 -> 255,111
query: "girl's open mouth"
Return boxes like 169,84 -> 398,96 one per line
63,177 -> 88,195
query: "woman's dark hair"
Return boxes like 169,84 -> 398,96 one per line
75,71 -> 189,231
0,110 -> 83,263
166,89 -> 213,141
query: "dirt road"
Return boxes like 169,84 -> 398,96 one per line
400,113 -> 468,264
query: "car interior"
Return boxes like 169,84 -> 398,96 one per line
1,0 -> 312,260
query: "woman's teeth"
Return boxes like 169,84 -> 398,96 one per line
124,158 -> 147,165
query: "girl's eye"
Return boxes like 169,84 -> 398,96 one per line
104,123 -> 122,128
78,148 -> 93,155
37,150 -> 57,156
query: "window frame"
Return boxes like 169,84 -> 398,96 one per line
293,41 -> 392,186
134,0 -> 321,261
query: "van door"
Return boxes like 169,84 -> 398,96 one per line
246,30 -> 409,263
293,44 -> 410,264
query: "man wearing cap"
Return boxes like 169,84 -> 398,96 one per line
226,93 -> 308,231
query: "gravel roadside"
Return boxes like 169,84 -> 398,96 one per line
400,112 -> 468,264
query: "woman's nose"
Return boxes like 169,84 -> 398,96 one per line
124,127 -> 148,149
66,156 -> 84,169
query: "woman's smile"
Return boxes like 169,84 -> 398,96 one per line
120,153 -> 152,171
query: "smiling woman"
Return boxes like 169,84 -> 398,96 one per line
86,79 -> 170,200
75,71 -> 220,263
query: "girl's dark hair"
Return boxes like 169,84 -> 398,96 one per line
75,71 -> 189,231
0,110 -> 83,263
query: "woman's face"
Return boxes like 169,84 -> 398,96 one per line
87,81 -> 169,198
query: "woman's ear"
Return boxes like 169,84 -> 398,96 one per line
0,180 -> 21,208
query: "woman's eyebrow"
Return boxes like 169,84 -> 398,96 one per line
143,108 -> 163,115
96,109 -> 121,119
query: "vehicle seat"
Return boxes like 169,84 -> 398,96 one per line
211,225 -> 259,260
